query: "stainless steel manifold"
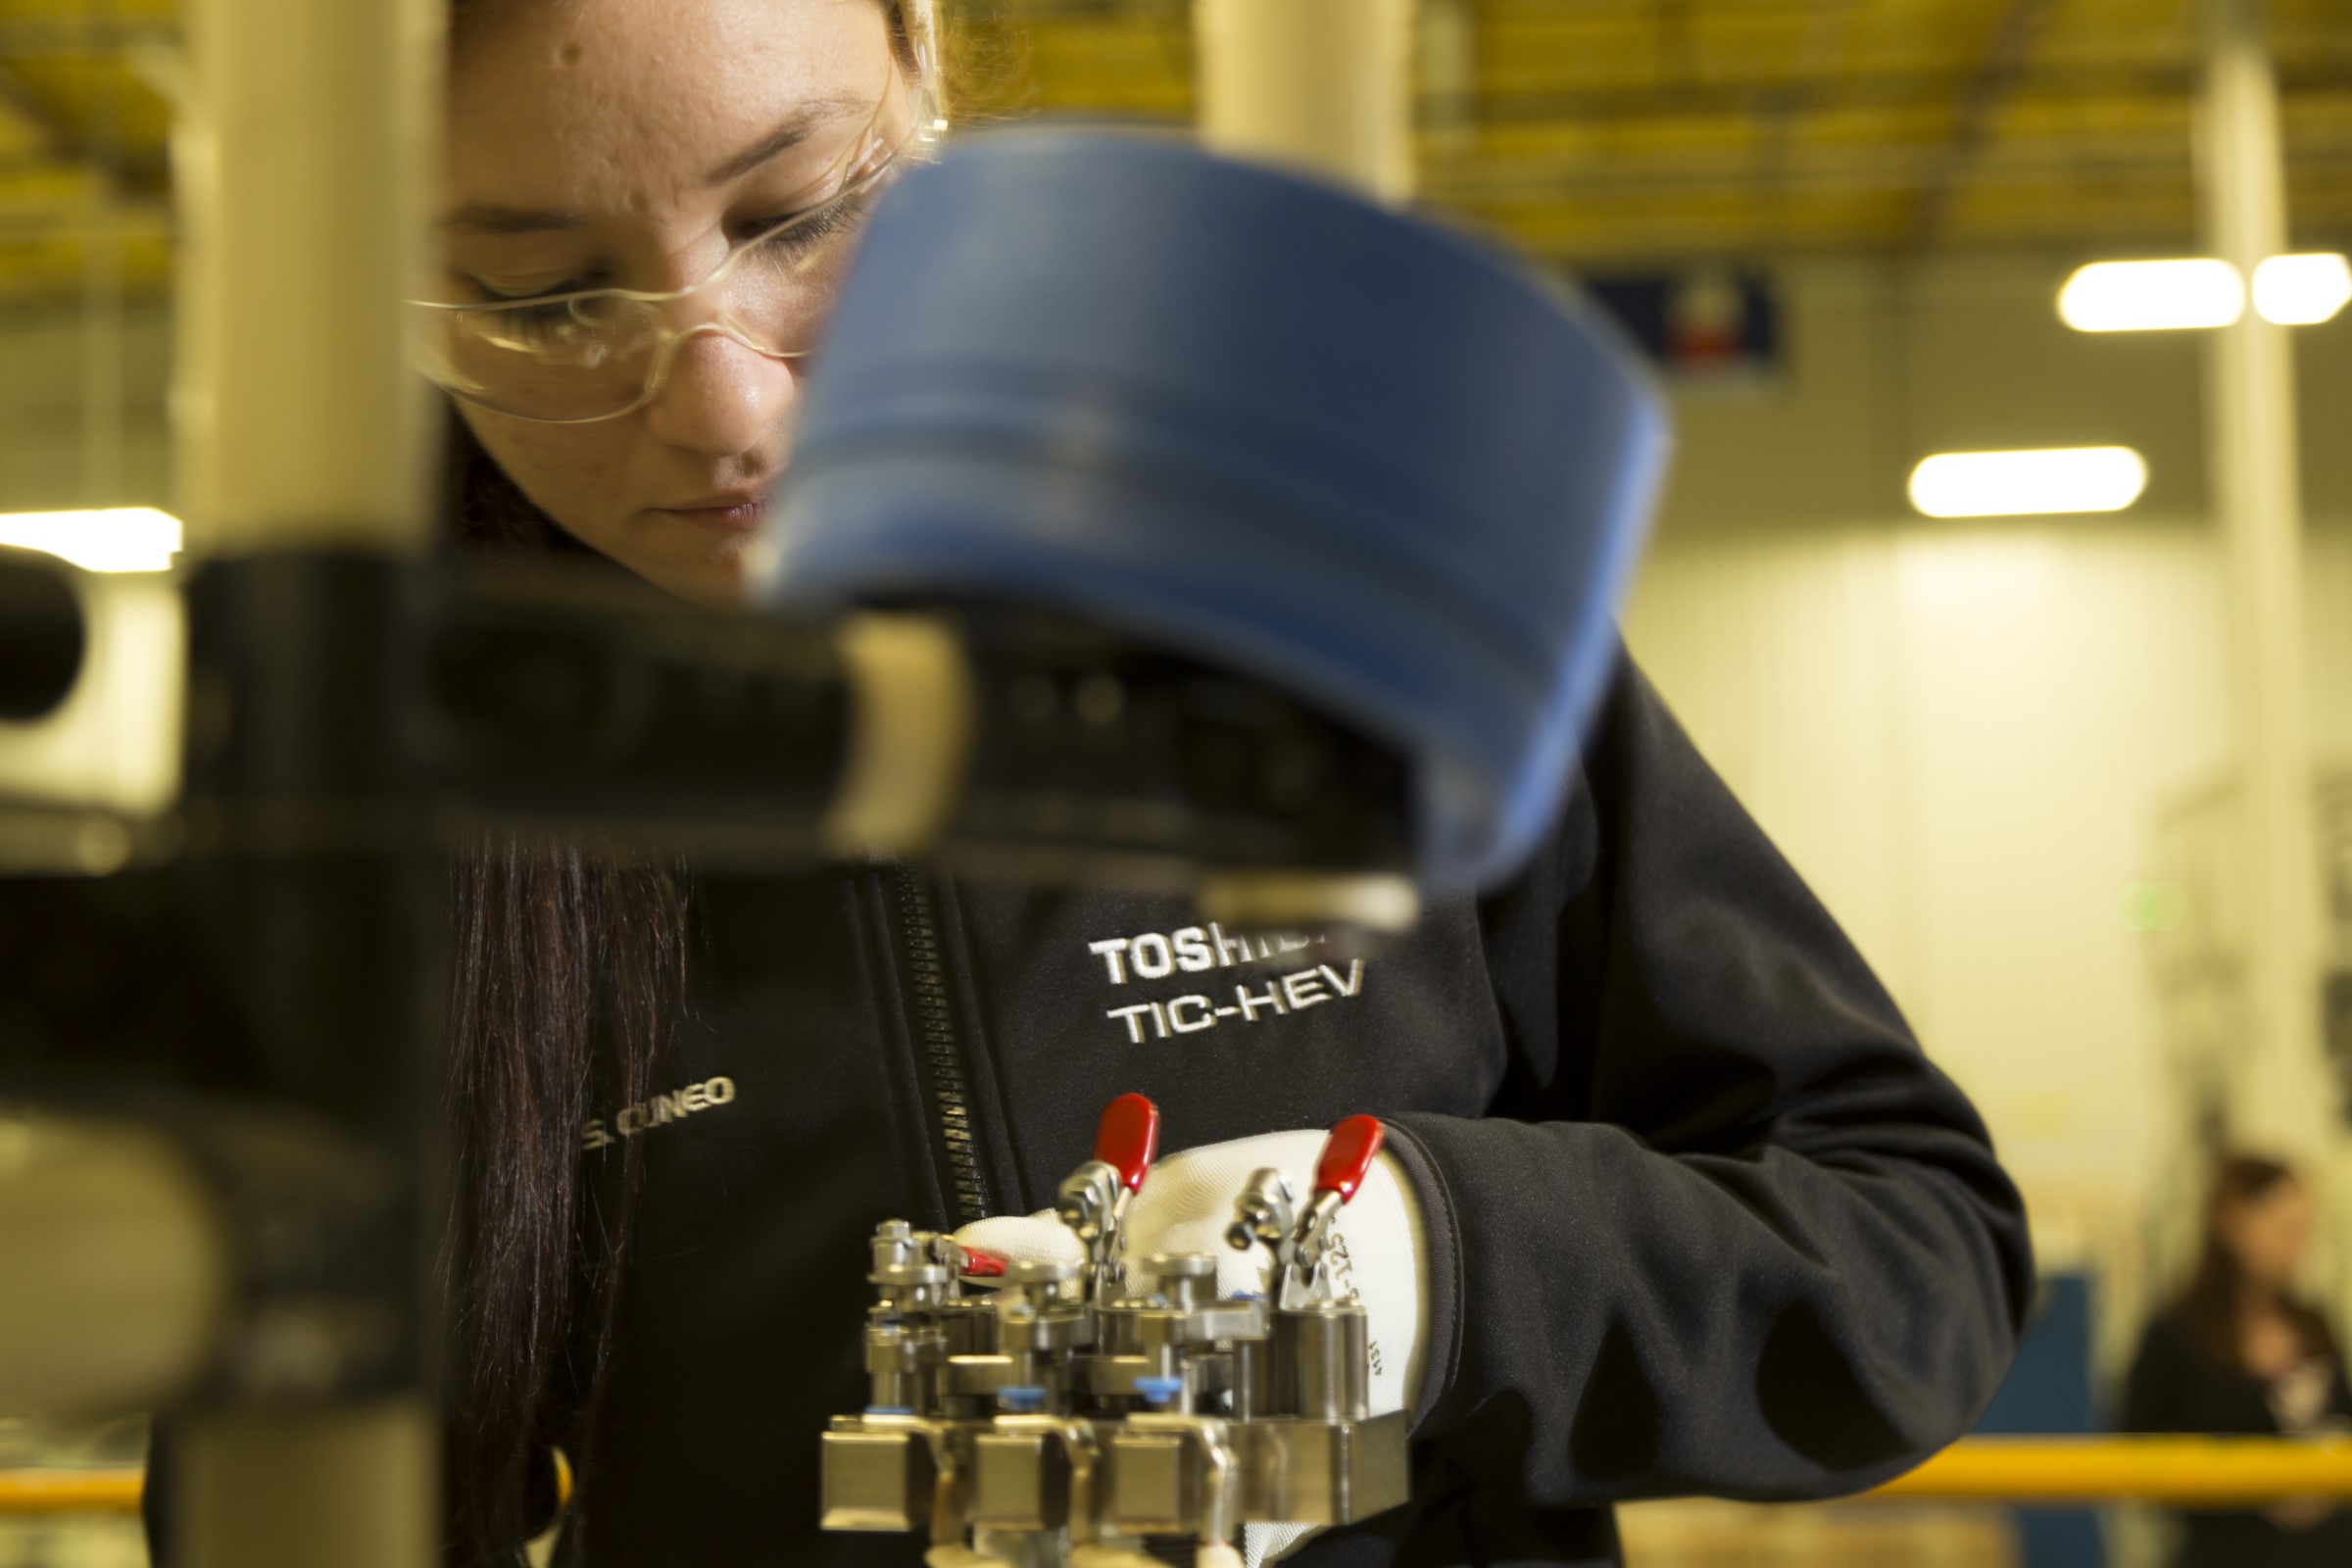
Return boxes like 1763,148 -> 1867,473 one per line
820,1095 -> 1408,1565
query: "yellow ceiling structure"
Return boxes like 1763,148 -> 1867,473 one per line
967,0 -> 2352,261
0,0 -> 2344,302
0,0 -> 174,299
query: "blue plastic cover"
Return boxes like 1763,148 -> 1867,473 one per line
763,130 -> 1668,891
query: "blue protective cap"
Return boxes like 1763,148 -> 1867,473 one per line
996,1386 -> 1048,1413
1134,1376 -> 1186,1407
764,130 -> 1669,891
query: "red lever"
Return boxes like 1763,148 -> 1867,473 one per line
959,1248 -> 1007,1279
1313,1115 -> 1386,1202
1094,1093 -> 1161,1194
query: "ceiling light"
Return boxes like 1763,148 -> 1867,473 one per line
1907,448 -> 2148,518
2252,253 -> 2352,325
0,509 -> 182,573
2058,260 -> 2244,331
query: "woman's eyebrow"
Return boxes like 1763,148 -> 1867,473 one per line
438,98 -> 871,234
704,98 -> 866,187
443,204 -> 586,237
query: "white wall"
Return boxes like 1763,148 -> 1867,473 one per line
1628,518 -> 2239,1188
1619,255 -> 2352,1231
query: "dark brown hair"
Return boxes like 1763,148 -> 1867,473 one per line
442,836 -> 684,1563
441,410 -> 695,1568
434,6 -> 963,1560
2174,1153 -> 2336,1375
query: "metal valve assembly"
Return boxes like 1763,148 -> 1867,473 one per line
820,1096 -> 1407,1563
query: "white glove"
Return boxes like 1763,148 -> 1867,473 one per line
952,1133 -> 1428,1420
1123,1131 -> 1430,1568
951,1132 -> 1430,1567
1114,1131 -> 1428,1423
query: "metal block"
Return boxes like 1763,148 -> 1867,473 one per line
945,1353 -> 1019,1399
973,1429 -> 1069,1532
1082,1354 -> 1161,1398
1120,1298 -> 1266,1348
1106,1431 -> 1199,1536
1233,1412 -> 1410,1525
820,1426 -> 935,1532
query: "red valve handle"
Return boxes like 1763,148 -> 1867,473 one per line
959,1248 -> 1007,1279
1094,1093 -> 1161,1194
1313,1115 -> 1386,1202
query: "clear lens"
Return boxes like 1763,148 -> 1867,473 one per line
427,297 -> 664,421
416,83 -> 929,423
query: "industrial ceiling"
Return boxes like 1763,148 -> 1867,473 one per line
0,0 -> 2345,302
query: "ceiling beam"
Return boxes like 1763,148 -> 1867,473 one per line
0,19 -> 178,59
1429,130 -> 2352,200
0,64 -> 65,157
1451,57 -> 2352,127
1902,0 -> 2065,247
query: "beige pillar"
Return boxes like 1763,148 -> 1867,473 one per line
169,3 -> 444,1564
2198,0 -> 2325,1154
1194,0 -> 1418,205
176,0 -> 440,556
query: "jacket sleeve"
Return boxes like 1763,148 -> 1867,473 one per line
1385,650 -> 2034,1509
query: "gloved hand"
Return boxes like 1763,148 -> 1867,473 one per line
957,1132 -> 1429,1567
951,1130 -> 1431,1422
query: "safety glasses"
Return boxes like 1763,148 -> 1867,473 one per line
414,81 -> 940,423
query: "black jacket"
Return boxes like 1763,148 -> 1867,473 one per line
2121,1312 -> 2352,1568
554,653 -> 2032,1566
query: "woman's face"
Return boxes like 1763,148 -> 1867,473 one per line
2220,1179 -> 2315,1294
442,0 -> 913,605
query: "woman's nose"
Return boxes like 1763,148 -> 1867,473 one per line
640,329 -> 799,460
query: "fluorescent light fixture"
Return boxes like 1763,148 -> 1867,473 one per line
2252,253 -> 2352,325
1908,447 -> 2148,518
0,508 -> 182,572
2058,259 -> 2244,331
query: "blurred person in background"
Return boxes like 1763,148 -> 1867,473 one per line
2124,1153 -> 2352,1565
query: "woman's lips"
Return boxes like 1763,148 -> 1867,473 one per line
658,499 -> 767,533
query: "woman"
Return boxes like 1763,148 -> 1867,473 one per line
406,1 -> 2032,1563
2124,1155 -> 2352,1566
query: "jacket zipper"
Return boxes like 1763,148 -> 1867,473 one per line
893,867 -> 993,1227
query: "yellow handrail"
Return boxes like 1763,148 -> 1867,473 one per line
0,1468 -> 142,1516
0,1448 -> 572,1519
1869,1437 -> 2352,1502
5,1439 -> 2352,1517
